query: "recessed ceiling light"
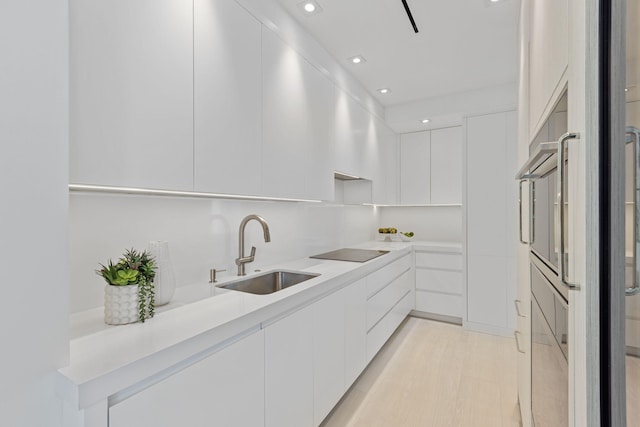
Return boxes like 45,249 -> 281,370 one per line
378,88 -> 390,94
421,119 -> 430,124
298,0 -> 323,15
349,55 -> 366,64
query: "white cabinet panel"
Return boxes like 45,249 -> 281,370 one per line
366,254 -> 412,297
303,59 -> 335,201
415,269 -> 463,294
367,270 -> 411,331
466,111 -> 516,332
400,131 -> 431,204
467,113 -> 509,257
467,255 -> 509,327
265,305 -> 314,427
2,0 -> 68,398
372,118 -> 398,205
261,28 -> 307,199
70,0 -> 193,190
262,28 -> 334,200
109,330 -> 265,427
193,0 -> 262,195
415,291 -> 463,317
528,0 -> 569,133
430,127 -> 462,204
344,278 -> 367,387
334,90 -> 370,179
366,292 -> 412,362
415,252 -> 463,270
314,289 -> 346,425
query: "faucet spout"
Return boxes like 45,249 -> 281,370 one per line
236,215 -> 271,276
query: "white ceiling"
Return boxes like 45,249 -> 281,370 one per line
275,0 -> 521,107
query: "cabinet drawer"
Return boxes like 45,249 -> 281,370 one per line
366,254 -> 411,297
415,252 -> 462,270
367,270 -> 411,331
415,291 -> 463,317
366,291 -> 412,362
415,268 -> 463,294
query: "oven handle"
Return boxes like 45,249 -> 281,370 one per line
518,180 -> 529,244
514,331 -> 526,354
557,132 -> 580,290
626,127 -> 640,296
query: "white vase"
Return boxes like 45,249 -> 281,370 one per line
148,240 -> 176,306
104,284 -> 139,325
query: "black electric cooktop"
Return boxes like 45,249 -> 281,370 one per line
309,248 -> 389,263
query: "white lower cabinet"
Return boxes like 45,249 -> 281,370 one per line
344,278 -> 367,386
414,251 -> 464,319
366,255 -> 413,362
265,305 -> 314,427
108,329 -> 265,427
313,288 -> 346,426
106,253 -> 413,427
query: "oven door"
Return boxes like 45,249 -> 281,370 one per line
531,262 -> 568,426
531,169 -> 558,270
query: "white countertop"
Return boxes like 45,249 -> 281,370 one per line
58,240 -> 461,410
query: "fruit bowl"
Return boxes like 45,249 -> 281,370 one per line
378,227 -> 397,242
399,232 -> 414,242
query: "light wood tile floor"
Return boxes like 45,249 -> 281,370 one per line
321,317 -> 522,427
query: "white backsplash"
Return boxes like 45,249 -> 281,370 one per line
379,206 -> 463,242
69,193 -> 379,313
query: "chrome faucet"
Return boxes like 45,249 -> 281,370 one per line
235,214 -> 271,276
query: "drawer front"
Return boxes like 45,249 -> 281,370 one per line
415,291 -> 463,317
415,252 -> 462,270
366,292 -> 412,362
366,270 -> 411,331
366,254 -> 411,297
415,268 -> 463,294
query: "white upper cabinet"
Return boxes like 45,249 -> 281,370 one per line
400,127 -> 462,205
69,0 -> 194,190
430,127 -> 462,204
262,28 -> 334,200
334,90 -> 371,179
193,0 -> 262,196
400,131 -> 431,204
528,0 -> 569,135
372,118 -> 398,205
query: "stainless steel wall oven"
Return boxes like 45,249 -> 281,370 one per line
516,94 -> 572,427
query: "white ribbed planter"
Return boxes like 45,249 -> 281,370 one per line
104,284 -> 139,325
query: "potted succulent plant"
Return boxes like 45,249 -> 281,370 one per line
97,248 -> 157,325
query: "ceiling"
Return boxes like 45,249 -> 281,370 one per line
275,0 -> 521,107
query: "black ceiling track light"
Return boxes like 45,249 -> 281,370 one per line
401,0 -> 419,33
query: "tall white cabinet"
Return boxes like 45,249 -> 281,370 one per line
1,0 -> 69,408
69,0 -> 194,191
465,111 -> 518,335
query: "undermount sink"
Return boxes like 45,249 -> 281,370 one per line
218,270 -> 320,295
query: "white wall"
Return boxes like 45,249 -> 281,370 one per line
0,0 -> 69,425
70,194 -> 378,313
379,207 -> 463,243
